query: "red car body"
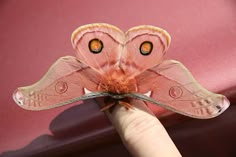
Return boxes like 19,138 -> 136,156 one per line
0,0 -> 236,156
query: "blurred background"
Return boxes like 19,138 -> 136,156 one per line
0,0 -> 236,156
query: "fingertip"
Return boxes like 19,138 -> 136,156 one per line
96,98 -> 181,157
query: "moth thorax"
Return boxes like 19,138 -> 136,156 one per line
98,70 -> 137,94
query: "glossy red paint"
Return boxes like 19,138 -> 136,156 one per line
0,0 -> 236,156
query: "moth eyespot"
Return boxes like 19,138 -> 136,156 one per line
140,41 -> 153,55
169,86 -> 183,99
55,81 -> 68,94
88,38 -> 103,54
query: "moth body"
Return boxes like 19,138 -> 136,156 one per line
98,68 -> 137,94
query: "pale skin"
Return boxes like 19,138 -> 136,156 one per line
98,99 -> 182,157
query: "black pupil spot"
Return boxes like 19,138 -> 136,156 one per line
140,41 -> 153,55
89,38 -> 103,53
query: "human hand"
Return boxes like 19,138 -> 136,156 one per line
99,99 -> 182,157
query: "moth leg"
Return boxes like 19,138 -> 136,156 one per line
100,97 -> 117,112
143,101 -> 150,107
100,102 -> 116,112
119,101 -> 134,110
